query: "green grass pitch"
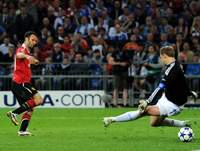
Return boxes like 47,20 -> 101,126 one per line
0,108 -> 199,151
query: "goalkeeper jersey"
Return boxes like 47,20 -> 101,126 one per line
147,61 -> 190,106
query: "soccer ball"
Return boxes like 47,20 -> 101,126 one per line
178,127 -> 194,142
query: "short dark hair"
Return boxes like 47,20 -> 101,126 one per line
24,31 -> 38,38
160,46 -> 175,57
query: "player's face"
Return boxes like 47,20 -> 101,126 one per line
28,35 -> 38,48
159,54 -> 167,65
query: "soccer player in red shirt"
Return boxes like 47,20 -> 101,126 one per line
7,31 -> 43,136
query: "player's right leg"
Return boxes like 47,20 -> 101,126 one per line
7,111 -> 19,126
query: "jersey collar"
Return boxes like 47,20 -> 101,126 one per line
22,43 -> 30,53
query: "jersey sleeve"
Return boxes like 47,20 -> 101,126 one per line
16,47 -> 25,55
146,79 -> 165,103
146,67 -> 170,103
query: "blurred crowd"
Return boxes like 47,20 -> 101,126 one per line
0,0 -> 200,98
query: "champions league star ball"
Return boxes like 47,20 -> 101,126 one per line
178,127 -> 194,142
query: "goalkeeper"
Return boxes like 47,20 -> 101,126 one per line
103,46 -> 198,127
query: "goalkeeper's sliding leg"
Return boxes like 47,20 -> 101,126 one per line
103,105 -> 190,128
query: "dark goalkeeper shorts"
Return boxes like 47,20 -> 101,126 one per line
11,81 -> 38,105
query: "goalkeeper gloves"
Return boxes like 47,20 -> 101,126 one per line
138,99 -> 148,113
190,91 -> 198,102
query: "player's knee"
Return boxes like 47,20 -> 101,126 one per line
34,94 -> 43,105
37,95 -> 43,105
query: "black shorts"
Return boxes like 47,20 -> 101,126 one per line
11,81 -> 38,105
113,75 -> 128,90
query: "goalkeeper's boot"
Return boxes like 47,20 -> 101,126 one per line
18,131 -> 32,136
184,120 -> 192,127
7,111 -> 19,126
103,117 -> 113,127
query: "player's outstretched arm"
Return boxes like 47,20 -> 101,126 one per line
17,52 -> 39,65
189,91 -> 198,102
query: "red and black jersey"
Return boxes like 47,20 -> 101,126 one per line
13,44 -> 31,84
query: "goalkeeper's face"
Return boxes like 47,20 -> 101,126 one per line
160,53 -> 172,65
159,54 -> 166,64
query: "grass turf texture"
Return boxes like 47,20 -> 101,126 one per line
0,108 -> 199,151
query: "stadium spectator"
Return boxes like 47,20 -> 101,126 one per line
95,17 -> 109,33
108,23 -> 128,48
3,5 -> 16,38
139,45 -> 161,93
190,36 -> 200,52
190,16 -> 200,38
178,42 -> 194,63
52,42 -> 64,64
185,52 -> 200,91
141,16 -> 155,38
60,35 -> 72,56
46,5 -> 56,27
59,57 -> 71,90
75,16 -> 94,38
39,36 -> 54,61
39,27 -> 52,45
3,44 -> 14,63
91,37 -> 104,57
63,16 -> 76,34
89,49 -> 104,90
0,36 -> 14,55
144,32 -> 156,48
0,4 -> 12,34
174,17 -> 189,40
89,8 -> 99,26
70,52 -> 89,90
108,46 -> 130,107
26,0 -> 39,25
53,8 -> 65,30
159,33 -> 171,47
174,33 -> 184,55
35,56 -> 54,90
40,17 -> 55,39
121,13 -> 139,35
14,5 -> 34,41
109,0 -> 123,20
71,32 -> 89,54
55,26 -> 66,43
123,34 -> 143,52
